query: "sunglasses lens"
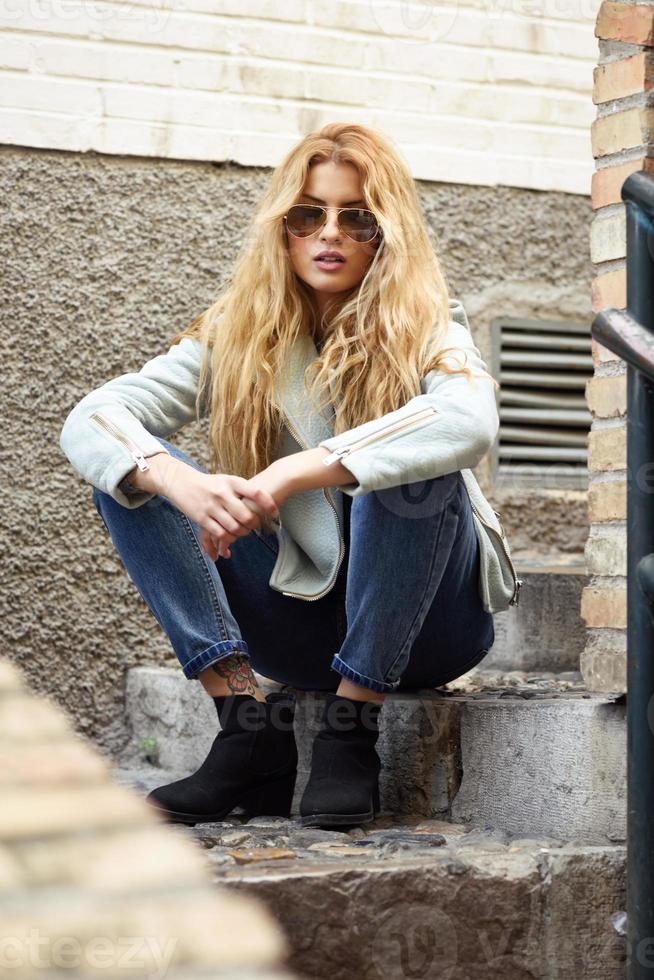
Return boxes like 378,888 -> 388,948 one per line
286,205 -> 324,237
340,209 -> 379,243
285,205 -> 380,243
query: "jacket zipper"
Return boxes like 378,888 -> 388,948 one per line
467,497 -> 522,606
321,406 -> 439,466
90,411 -> 151,472
280,413 -> 346,601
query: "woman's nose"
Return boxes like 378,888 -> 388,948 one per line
321,209 -> 342,239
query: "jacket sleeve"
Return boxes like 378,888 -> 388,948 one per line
59,335 -> 204,508
317,301 -> 499,497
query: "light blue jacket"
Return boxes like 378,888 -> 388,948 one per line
59,298 -> 521,612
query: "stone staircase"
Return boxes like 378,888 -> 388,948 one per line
112,557 -> 628,980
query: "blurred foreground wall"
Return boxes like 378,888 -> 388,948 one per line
0,656 -> 294,980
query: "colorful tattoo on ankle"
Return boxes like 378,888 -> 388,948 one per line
211,653 -> 258,695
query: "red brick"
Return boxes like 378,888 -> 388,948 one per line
594,52 -> 653,104
592,157 -> 654,208
596,1 -> 654,45
591,107 -> 654,157
591,268 -> 626,313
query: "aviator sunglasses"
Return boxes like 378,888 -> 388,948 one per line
283,204 -> 381,244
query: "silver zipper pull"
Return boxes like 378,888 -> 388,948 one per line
322,448 -> 351,466
132,451 -> 150,472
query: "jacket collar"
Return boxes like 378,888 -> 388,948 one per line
275,331 -> 338,449
276,308 -> 455,450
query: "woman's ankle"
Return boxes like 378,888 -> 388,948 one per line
335,678 -> 385,704
198,653 -> 267,702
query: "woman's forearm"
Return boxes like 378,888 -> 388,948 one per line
125,445 -> 357,508
275,446 -> 358,496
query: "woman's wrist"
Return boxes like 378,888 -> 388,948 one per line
247,459 -> 293,505
124,451 -> 182,497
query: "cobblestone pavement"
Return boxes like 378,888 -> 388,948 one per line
114,764 -> 570,873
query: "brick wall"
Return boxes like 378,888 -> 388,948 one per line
582,0 -> 654,691
0,0 -> 597,192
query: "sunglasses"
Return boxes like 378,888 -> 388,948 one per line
284,204 -> 381,244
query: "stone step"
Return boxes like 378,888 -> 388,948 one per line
487,553 -> 588,672
120,666 -> 625,846
111,763 -> 627,980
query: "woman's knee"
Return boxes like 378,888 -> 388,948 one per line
354,470 -> 461,525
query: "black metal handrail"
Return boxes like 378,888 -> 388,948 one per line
591,169 -> 654,979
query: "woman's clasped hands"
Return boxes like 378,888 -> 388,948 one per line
153,454 -> 292,560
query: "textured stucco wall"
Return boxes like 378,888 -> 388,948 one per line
0,145 -> 592,747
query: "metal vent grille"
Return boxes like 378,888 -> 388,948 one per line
490,317 -> 592,489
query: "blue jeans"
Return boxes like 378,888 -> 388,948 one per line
92,438 -> 494,694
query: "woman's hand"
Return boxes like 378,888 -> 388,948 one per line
200,458 -> 298,560
153,455 -> 281,560
196,449 -> 352,559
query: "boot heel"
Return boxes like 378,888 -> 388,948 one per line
238,769 -> 297,818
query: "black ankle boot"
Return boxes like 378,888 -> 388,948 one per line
146,691 -> 298,825
299,692 -> 383,828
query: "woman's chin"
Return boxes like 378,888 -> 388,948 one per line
305,271 -> 358,292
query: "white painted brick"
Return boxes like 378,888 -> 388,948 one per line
0,108 -> 88,152
177,58 -> 306,100
407,143 -> 592,192
307,71 -> 433,114
0,37 -> 32,71
7,74 -> 587,162
311,2 -> 598,60
425,82 -> 593,129
0,75 -> 101,116
185,0 -> 305,20
0,0 -> 600,194
33,39 -> 176,87
364,39 -> 593,94
223,23 -> 367,69
490,52 -> 591,93
184,0 -> 601,30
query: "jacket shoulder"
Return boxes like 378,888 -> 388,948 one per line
447,297 -> 472,333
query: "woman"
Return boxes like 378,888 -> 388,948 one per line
60,122 -> 502,830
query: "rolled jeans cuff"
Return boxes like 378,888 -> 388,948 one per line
330,653 -> 400,694
183,640 -> 250,680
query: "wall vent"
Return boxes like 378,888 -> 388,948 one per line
489,317 -> 592,490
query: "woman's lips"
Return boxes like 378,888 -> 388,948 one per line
314,257 -> 346,271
